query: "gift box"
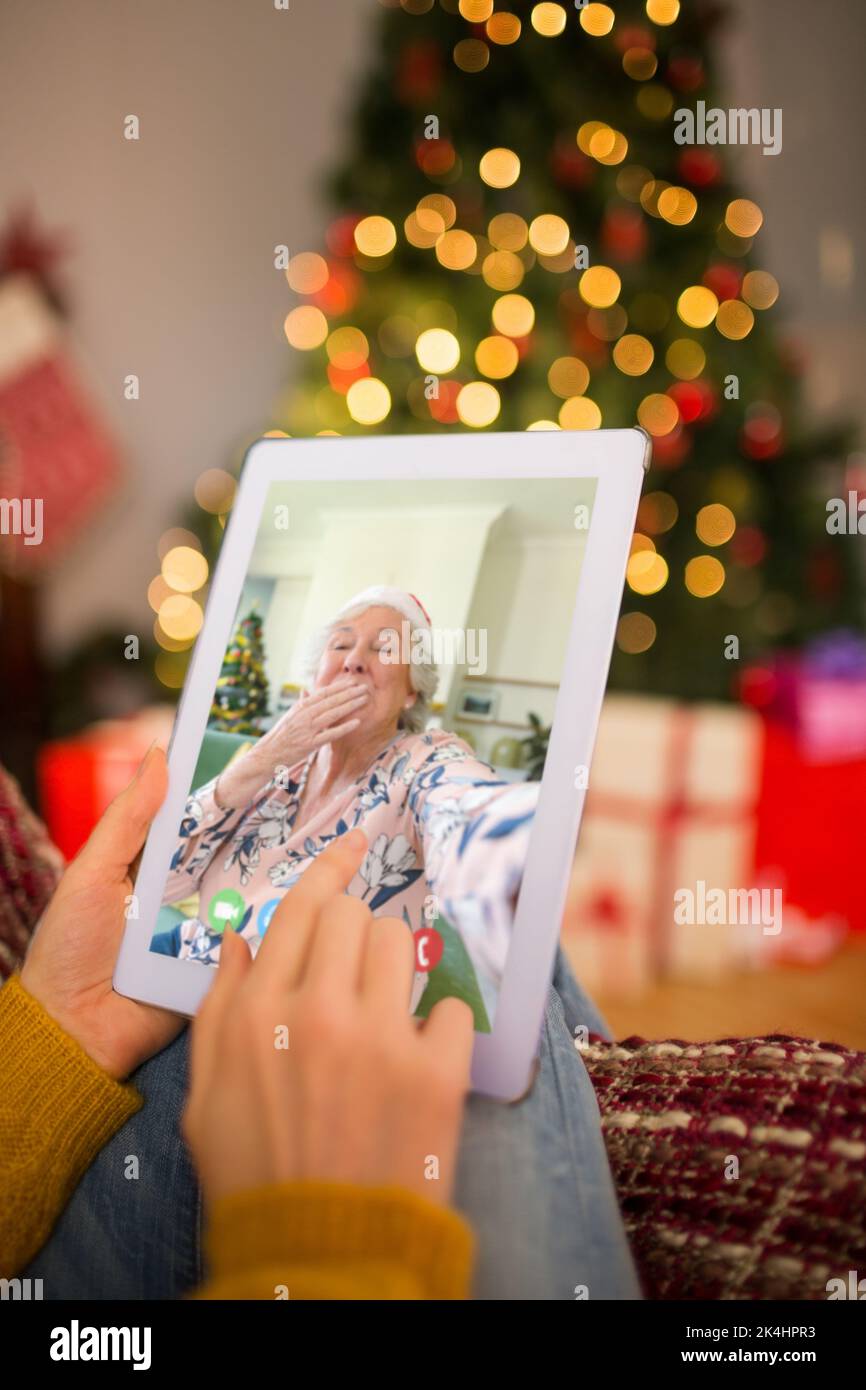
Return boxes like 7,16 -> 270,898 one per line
753,716 -> 866,948
741,629 -> 866,765
37,707 -> 176,859
560,694 -> 764,997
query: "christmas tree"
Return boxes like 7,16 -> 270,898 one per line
210,605 -> 270,734
152,0 -> 862,705
256,0 -> 860,702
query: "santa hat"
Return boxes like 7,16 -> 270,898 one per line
335,586 -> 432,634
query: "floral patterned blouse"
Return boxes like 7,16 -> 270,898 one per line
163,727 -> 538,1022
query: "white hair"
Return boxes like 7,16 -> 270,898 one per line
302,601 -> 439,734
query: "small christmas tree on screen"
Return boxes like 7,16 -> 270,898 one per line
210,606 -> 269,735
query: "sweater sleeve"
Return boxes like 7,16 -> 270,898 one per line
0,976 -> 475,1300
163,766 -> 308,905
0,974 -> 143,1277
194,1181 -> 474,1300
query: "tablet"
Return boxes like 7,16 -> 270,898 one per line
115,428 -> 649,1100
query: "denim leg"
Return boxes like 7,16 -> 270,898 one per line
453,974 -> 642,1300
23,1027 -> 200,1300
24,951 -> 638,1301
552,945 -> 614,1042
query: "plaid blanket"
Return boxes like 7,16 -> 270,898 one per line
582,1032 -> 866,1299
0,763 -> 64,979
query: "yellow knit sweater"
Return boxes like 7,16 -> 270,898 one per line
0,974 -> 473,1298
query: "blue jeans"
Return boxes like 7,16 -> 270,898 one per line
25,950 -> 642,1300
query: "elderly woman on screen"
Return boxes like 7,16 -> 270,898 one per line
164,586 -> 538,1020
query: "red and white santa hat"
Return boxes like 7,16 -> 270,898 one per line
335,585 -> 432,634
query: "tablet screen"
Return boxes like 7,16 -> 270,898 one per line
151,473 -> 597,1032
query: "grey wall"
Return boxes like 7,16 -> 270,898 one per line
0,0 -> 372,654
1,0 -> 863,656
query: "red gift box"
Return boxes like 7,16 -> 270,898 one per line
37,709 -> 176,860
754,718 -> 866,939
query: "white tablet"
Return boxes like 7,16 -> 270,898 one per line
115,428 -> 649,1100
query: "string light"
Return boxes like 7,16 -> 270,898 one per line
405,211 -> 444,248
347,377 -> 391,424
492,293 -> 535,336
158,595 -> 203,643
286,252 -> 329,294
725,199 -> 763,238
482,250 -> 524,290
658,186 -> 698,225
531,3 -> 567,36
742,270 -> 780,309
479,148 -> 521,188
716,299 -> 755,339
488,212 -> 528,250
457,381 -> 501,426
415,327 -> 460,372
685,555 -> 726,597
475,335 -> 519,377
677,285 -> 719,328
623,48 -> 658,81
548,356 -> 590,397
155,652 -> 188,690
577,121 -> 605,154
154,618 -> 194,654
696,504 -> 736,546
640,178 -> 670,217
616,611 -> 657,653
580,3 -> 615,36
559,396 -> 602,429
162,546 -> 208,593
626,550 -> 669,594
194,471 -> 236,514
453,38 -> 489,71
529,214 -> 570,255
418,193 -> 457,230
665,338 -> 706,379
326,326 -> 369,368
630,533 -> 656,555
646,0 -> 680,23
284,306 -> 328,349
459,0 -> 493,19
579,265 -> 621,307
613,334 -> 654,375
637,491 -> 679,534
435,229 -> 477,269
147,576 -> 174,613
487,11 -> 521,43
638,393 -> 680,435
353,216 -> 397,257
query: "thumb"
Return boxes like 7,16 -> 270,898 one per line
72,744 -> 169,885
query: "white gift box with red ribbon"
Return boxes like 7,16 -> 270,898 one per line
560,694 -> 764,998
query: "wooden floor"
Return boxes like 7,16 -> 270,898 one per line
593,936 -> 866,1051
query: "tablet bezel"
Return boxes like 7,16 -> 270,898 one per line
115,427 -> 649,1100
